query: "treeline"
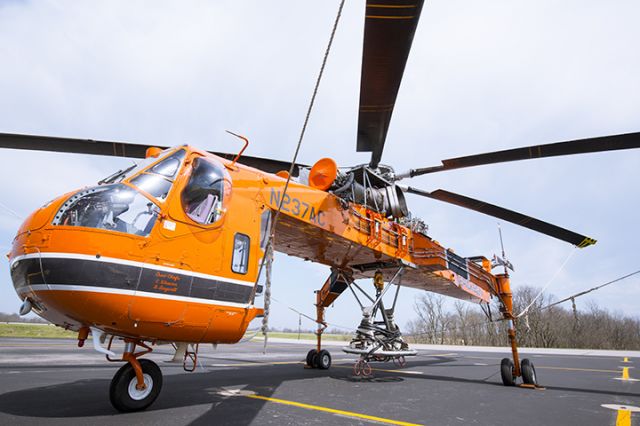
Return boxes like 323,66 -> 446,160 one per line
405,286 -> 640,350
0,312 -> 47,323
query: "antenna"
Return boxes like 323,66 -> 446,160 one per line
493,222 -> 514,275
225,130 -> 249,169
498,223 -> 506,262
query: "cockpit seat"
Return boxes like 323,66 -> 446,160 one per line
187,194 -> 214,223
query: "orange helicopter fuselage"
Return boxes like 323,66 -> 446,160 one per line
8,145 -> 499,344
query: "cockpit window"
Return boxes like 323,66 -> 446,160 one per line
129,149 -> 186,201
98,147 -> 183,186
52,184 -> 159,237
149,151 -> 184,177
181,157 -> 230,225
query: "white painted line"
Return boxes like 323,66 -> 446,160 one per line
602,404 -> 640,412
252,337 -> 640,357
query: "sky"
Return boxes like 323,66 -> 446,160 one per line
0,0 -> 639,332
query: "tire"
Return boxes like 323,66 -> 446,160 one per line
521,358 -> 537,385
306,349 -> 318,367
110,359 -> 163,412
362,361 -> 372,376
500,358 -> 516,386
314,349 -> 332,370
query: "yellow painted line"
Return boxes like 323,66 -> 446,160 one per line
332,364 -> 423,376
211,361 -> 303,368
464,355 -> 503,360
369,367 -> 423,375
621,367 -> 631,380
0,343 -> 73,347
602,404 -> 640,426
246,394 -> 423,426
366,15 -> 415,19
367,4 -> 417,9
537,366 -> 620,374
617,409 -> 631,426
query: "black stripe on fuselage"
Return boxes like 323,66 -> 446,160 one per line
11,257 -> 253,305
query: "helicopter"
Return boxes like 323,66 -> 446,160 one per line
3,0 -> 640,413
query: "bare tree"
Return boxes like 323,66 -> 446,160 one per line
409,286 -> 640,350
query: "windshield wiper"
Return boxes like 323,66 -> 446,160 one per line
99,163 -> 137,185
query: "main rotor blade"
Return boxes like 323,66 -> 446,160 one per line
0,132 -> 303,175
398,131 -> 640,178
356,0 -> 424,168
0,132 -> 163,158
209,151 -> 304,175
403,186 -> 596,248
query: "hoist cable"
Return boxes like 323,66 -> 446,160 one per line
515,246 -> 577,318
0,201 -> 22,220
256,0 -> 346,352
541,268 -> 640,310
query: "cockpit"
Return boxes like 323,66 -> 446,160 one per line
51,148 -> 231,236
52,184 -> 160,236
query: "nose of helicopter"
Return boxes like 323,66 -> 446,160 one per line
8,194 -> 78,325
8,190 -> 146,331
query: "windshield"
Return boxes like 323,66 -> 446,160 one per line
129,149 -> 186,201
52,184 -> 159,237
98,147 -> 174,185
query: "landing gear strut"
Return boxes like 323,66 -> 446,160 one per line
496,274 -> 539,388
306,270 -> 350,370
106,338 -> 163,412
343,269 -> 416,375
110,358 -> 163,412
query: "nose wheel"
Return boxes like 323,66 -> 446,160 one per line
109,359 -> 163,412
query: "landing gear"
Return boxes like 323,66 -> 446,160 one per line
521,358 -> 538,386
103,336 -> 164,412
307,268 -> 416,376
315,349 -> 332,369
495,275 -> 541,389
306,270 -> 351,371
110,359 -> 163,412
353,359 -> 372,376
500,358 -> 515,386
305,348 -> 332,369
342,270 -> 416,374
306,349 -> 317,367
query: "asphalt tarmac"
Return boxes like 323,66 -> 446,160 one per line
0,337 -> 638,425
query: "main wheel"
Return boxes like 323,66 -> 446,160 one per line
521,358 -> 538,385
306,349 -> 318,367
109,359 -> 163,412
314,349 -> 332,370
500,358 -> 516,386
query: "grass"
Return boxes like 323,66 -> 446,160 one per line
0,324 -> 351,342
0,323 -> 76,339
259,332 -> 351,341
